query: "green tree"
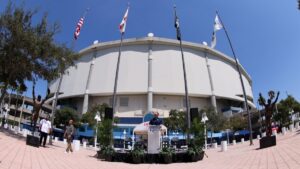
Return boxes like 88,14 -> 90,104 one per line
81,103 -> 108,127
54,107 -> 80,128
250,111 -> 262,133
229,115 -> 247,132
202,107 -> 228,132
190,118 -> 205,148
275,95 -> 300,127
164,109 -> 186,132
0,1 -> 78,104
228,115 -> 247,139
98,119 -> 114,146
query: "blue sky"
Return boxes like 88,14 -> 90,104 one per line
1,0 -> 300,104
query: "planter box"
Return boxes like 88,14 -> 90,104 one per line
189,151 -> 205,161
161,154 -> 172,164
26,135 -> 39,148
132,156 -> 143,164
260,135 -> 276,149
97,151 -> 204,163
105,155 -> 113,161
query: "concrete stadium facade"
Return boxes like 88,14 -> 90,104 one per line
49,36 -> 255,118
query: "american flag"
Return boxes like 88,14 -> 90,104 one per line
74,17 -> 84,40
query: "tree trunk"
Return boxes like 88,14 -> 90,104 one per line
13,94 -> 20,126
0,84 -> 8,107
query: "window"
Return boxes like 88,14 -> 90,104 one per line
109,98 -> 113,107
120,97 -> 129,107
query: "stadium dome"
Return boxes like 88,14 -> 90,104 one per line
49,36 -> 255,118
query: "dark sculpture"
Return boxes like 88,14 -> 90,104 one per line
258,91 -> 280,137
149,112 -> 162,125
31,83 -> 50,133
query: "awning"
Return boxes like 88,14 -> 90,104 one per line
235,130 -> 250,135
133,121 -> 167,135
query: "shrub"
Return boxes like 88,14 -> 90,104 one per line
160,147 -> 174,163
130,146 -> 144,163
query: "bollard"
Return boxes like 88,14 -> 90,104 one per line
55,137 -> 59,142
272,130 -> 277,136
295,122 -> 299,129
14,127 -> 19,134
10,125 -> 14,131
232,140 -> 236,145
282,127 -> 287,135
63,139 -> 67,144
262,132 -> 266,137
83,141 -> 87,149
73,140 -> 80,151
22,129 -> 27,137
212,142 -> 218,149
257,135 -> 261,140
221,141 -> 227,152
289,124 -> 294,132
241,138 -> 244,144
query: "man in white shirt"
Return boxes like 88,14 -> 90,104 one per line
39,115 -> 51,147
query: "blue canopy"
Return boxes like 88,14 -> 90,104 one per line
235,130 -> 250,135
207,132 -> 223,138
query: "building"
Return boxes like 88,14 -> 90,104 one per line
0,94 -> 52,129
49,36 -> 255,124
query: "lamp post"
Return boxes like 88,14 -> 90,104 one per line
123,129 -> 127,151
94,112 -> 101,148
201,112 -> 209,149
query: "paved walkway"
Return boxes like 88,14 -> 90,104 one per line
0,129 -> 300,169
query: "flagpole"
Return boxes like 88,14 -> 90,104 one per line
174,6 -> 191,140
216,11 -> 253,145
112,33 -> 124,117
180,39 -> 191,131
49,8 -> 89,145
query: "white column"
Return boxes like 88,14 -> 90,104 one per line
18,96 -> 25,131
82,50 -> 97,114
82,93 -> 89,114
147,35 -> 154,115
205,51 -> 217,112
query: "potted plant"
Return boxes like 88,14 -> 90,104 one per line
102,146 -> 115,161
187,146 -> 197,162
160,147 -> 174,163
187,144 -> 204,162
130,147 -> 144,164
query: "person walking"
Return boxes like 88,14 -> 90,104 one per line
64,119 -> 75,153
39,115 -> 51,147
